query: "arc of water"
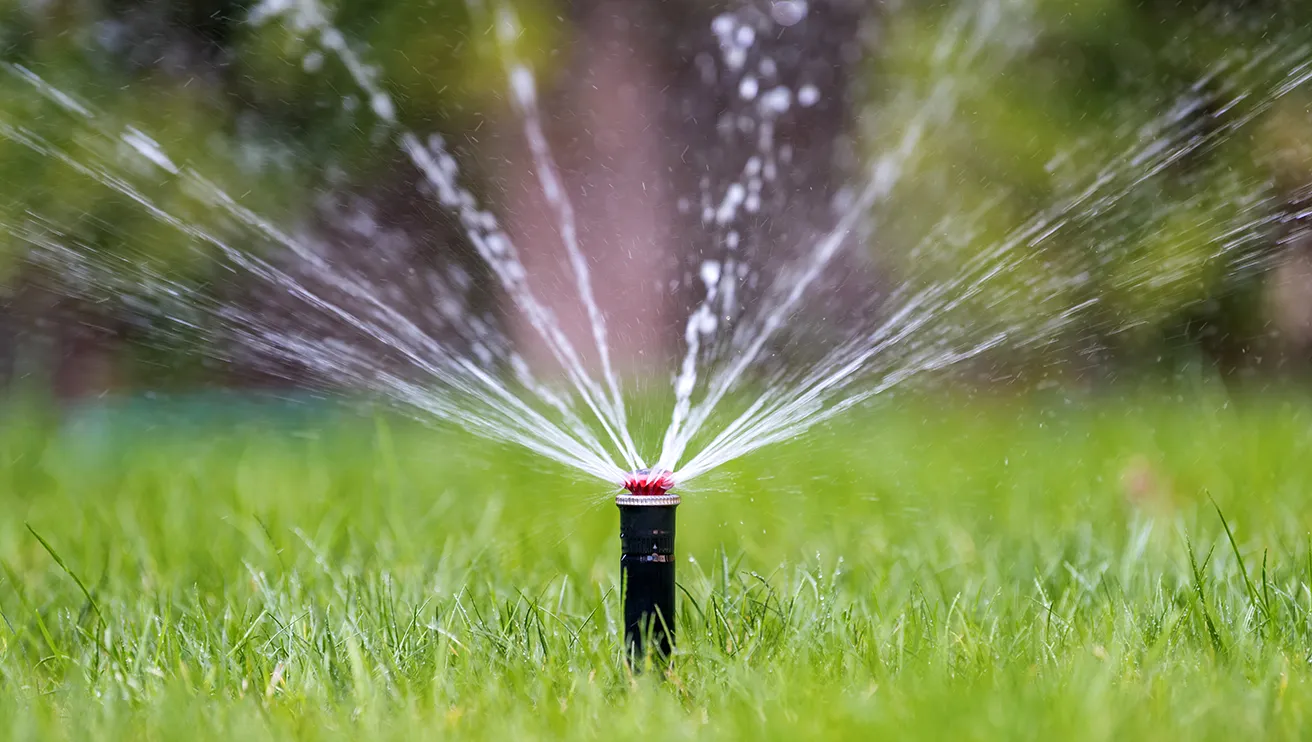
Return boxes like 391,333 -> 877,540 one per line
479,0 -> 643,470
249,0 -> 641,475
25,212 -> 626,480
678,268 -> 1031,482
657,1 -> 1008,474
665,8 -> 1312,480
20,217 -> 601,477
658,4 -> 820,475
679,200 -> 1267,483
675,332 -> 1012,482
663,259 -> 723,474
203,180 -> 626,473
398,136 -> 638,473
0,89 -> 627,481
184,172 -> 626,473
678,243 -> 1115,480
671,39 -> 1310,482
677,275 -> 995,481
654,79 -> 948,473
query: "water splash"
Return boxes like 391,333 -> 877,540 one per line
6,0 -> 1309,493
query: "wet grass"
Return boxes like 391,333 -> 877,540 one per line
2,385 -> 1312,739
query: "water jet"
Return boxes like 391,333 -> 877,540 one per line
617,468 -> 678,661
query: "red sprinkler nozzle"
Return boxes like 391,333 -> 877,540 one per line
622,468 -> 675,497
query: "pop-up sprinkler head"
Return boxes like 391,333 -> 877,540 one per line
616,468 -> 679,662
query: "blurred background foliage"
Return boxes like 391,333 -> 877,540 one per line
0,0 -> 1311,397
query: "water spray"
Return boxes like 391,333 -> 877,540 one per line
617,468 -> 678,661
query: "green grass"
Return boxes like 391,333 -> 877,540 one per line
3,387 -> 1312,739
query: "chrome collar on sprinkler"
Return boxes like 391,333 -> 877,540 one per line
616,468 -> 679,661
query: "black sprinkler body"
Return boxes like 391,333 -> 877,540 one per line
617,469 -> 678,661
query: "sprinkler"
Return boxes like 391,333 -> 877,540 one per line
617,468 -> 678,661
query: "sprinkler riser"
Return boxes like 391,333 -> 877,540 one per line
616,494 -> 678,660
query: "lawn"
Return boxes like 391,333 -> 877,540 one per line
2,385 -> 1312,739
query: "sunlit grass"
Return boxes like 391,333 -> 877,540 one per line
2,386 -> 1312,739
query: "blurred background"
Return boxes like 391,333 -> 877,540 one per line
1,0 -> 1312,407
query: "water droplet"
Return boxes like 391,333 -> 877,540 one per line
739,76 -> 759,101
798,84 -> 820,107
771,1 -> 808,27
716,183 -> 746,225
726,48 -> 747,71
701,260 -> 722,287
320,28 -> 345,51
370,93 -> 395,122
676,375 -> 695,398
510,66 -> 536,107
761,87 -> 791,114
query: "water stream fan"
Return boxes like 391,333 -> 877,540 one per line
617,469 -> 678,661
